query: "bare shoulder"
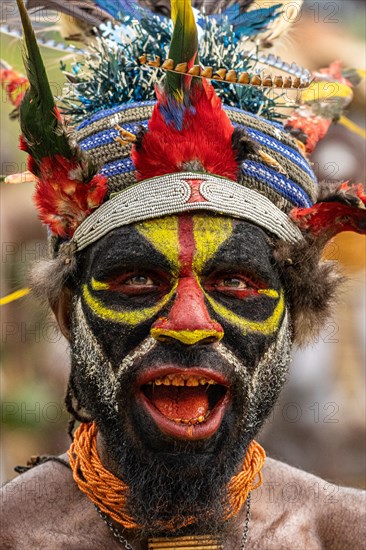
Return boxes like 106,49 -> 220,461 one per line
253,457 -> 366,550
0,455 -> 94,549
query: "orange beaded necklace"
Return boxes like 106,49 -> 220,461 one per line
67,422 -> 265,531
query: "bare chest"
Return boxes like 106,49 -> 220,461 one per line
247,510 -> 321,550
11,512 -> 321,550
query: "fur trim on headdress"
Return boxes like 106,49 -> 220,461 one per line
231,127 -> 260,163
278,179 -> 365,346
29,244 -> 77,307
273,237 -> 345,347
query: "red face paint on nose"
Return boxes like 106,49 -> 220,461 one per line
151,216 -> 224,345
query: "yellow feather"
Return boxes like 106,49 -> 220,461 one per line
170,0 -> 179,25
0,288 -> 30,306
301,81 -> 353,104
169,0 -> 197,65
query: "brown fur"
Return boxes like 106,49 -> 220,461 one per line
316,180 -> 365,207
29,254 -> 76,308
274,179 -> 364,345
135,126 -> 147,151
231,127 -> 259,164
181,160 -> 206,171
273,237 -> 345,347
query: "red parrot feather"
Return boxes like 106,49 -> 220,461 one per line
132,84 -> 238,182
33,156 -> 107,238
14,0 -> 108,238
290,183 -> 366,239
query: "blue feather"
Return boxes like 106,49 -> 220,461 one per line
220,4 -> 283,37
92,0 -> 155,21
159,95 -> 196,131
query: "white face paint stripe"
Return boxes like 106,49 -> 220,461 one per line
75,297 -> 115,380
216,311 -> 290,398
216,342 -> 246,375
74,297 -> 117,410
116,336 -> 157,378
75,299 -> 158,413
74,298 -> 290,416
248,310 -> 290,399
112,337 -> 158,411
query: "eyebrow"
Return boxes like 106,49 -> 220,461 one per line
201,228 -> 277,284
87,228 -> 175,280
203,258 -> 275,287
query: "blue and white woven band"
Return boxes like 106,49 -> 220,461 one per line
71,172 -> 304,252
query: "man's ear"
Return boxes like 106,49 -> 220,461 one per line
51,286 -> 73,341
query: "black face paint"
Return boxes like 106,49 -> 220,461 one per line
68,214 -> 292,536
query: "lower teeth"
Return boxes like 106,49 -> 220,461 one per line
173,412 -> 211,425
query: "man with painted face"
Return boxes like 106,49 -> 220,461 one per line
1,0 -> 366,548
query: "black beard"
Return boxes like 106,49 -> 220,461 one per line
100,346 -> 253,538
68,298 -> 292,537
100,423 -> 247,538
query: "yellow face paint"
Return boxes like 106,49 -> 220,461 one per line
204,289 -> 285,336
82,282 -> 177,325
258,289 -> 279,299
136,217 -> 180,274
150,328 -> 223,345
192,215 -> 233,274
191,215 -> 283,335
91,278 -> 110,291
83,214 -> 283,336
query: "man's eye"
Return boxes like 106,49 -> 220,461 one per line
220,277 -> 247,289
203,273 -> 260,298
125,275 -> 154,286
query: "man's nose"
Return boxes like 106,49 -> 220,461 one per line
151,277 -> 224,345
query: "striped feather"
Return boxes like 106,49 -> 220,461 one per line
15,0 -> 108,238
16,0 -> 71,168
167,0 -> 199,99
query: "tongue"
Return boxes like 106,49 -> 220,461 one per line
149,386 -> 209,421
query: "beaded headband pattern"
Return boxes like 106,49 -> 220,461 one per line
71,172 -> 304,253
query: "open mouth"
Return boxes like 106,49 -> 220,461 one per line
137,368 -> 230,440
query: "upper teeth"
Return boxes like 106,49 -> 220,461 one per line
147,374 -> 217,387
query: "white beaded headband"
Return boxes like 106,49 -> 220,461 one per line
70,172 -> 304,253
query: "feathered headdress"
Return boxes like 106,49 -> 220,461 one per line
4,0 -> 365,244
13,0 -> 108,238
132,1 -> 242,183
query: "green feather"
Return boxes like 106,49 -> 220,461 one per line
16,0 -> 72,168
167,0 -> 199,98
